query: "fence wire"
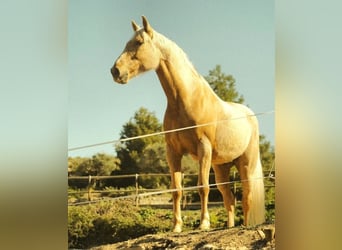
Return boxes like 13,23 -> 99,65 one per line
68,171 -> 275,206
68,110 -> 275,206
68,110 -> 274,151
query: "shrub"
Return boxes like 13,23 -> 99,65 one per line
68,200 -> 173,249
68,205 -> 96,248
68,200 -> 143,248
68,200 -> 274,248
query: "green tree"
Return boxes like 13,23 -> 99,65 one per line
68,156 -> 88,175
70,154 -> 120,176
136,142 -> 170,188
259,134 -> 275,221
136,142 -> 167,173
205,65 -> 244,103
68,154 -> 120,188
259,134 -> 275,174
116,107 -> 168,186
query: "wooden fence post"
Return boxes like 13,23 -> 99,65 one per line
233,171 -> 237,207
87,175 -> 92,201
135,173 -> 139,207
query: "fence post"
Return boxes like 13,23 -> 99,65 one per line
87,175 -> 92,201
135,173 -> 139,207
233,171 -> 237,207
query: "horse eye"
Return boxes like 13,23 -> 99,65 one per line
136,40 -> 143,46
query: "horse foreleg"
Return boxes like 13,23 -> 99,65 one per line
167,149 -> 183,232
197,137 -> 212,230
171,170 -> 183,232
213,164 -> 235,228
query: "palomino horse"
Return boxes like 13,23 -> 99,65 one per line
111,16 -> 265,232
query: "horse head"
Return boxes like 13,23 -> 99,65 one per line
111,16 -> 161,84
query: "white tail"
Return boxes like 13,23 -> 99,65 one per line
246,159 -> 265,226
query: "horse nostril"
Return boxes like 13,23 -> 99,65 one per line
111,67 -> 120,79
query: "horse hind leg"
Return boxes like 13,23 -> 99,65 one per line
213,164 -> 236,228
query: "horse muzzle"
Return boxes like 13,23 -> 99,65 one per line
111,66 -> 128,84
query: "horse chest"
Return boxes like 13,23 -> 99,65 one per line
164,105 -> 217,156
166,127 -> 199,155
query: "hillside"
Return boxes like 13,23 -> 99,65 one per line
90,224 -> 275,250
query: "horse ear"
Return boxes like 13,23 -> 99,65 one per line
142,16 -> 153,38
131,20 -> 140,32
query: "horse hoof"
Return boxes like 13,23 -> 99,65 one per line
199,222 -> 210,231
172,225 -> 182,233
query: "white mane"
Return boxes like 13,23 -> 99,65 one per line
153,31 -> 202,80
153,31 -> 221,101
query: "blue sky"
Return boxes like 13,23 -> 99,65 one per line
68,0 -> 274,157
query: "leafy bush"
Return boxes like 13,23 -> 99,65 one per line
68,204 -> 96,248
68,199 -> 274,248
68,200 -> 173,249
265,186 -> 275,223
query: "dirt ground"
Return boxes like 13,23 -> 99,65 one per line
91,224 -> 275,250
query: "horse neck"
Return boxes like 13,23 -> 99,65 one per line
154,33 -> 215,109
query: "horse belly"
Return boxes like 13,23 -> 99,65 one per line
211,120 -> 252,164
